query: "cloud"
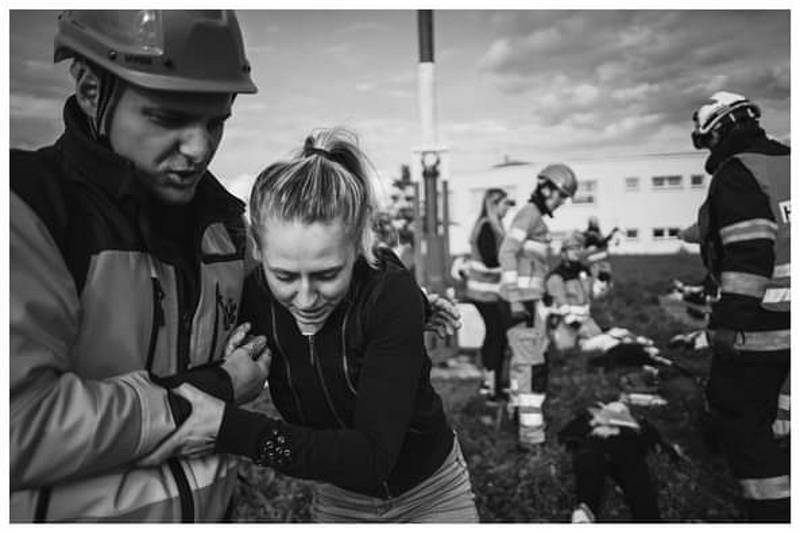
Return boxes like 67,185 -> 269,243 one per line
10,93 -> 63,120
473,10 -> 789,155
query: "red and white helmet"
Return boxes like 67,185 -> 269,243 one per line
691,91 -> 760,148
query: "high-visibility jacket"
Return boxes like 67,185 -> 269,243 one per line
10,98 -> 246,521
466,218 -> 504,302
697,134 -> 790,355
498,202 -> 551,302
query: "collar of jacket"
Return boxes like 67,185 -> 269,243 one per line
56,95 -> 244,221
705,126 -> 767,174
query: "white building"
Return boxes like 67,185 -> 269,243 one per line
446,151 -> 711,256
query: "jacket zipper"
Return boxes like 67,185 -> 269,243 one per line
205,282 -> 221,364
340,307 -> 358,396
271,302 -> 306,424
146,261 -> 194,522
308,334 -> 347,428
146,275 -> 165,372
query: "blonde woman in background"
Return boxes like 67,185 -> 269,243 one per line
465,188 -> 514,402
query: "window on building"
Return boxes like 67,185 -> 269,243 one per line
690,174 -> 705,188
573,180 -> 597,204
652,175 -> 683,190
652,227 -> 681,240
624,177 -> 640,192
625,228 -> 639,240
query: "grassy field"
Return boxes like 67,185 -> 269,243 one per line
232,253 -> 743,522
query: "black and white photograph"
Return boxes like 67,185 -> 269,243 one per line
6,3 -> 792,524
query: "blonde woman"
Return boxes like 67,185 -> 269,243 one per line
141,128 -> 478,522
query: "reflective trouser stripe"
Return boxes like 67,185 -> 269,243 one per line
733,329 -> 791,351
518,393 -> 546,445
720,218 -> 777,245
740,475 -> 790,500
720,271 -> 769,298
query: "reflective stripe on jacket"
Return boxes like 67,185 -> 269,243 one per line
466,218 -> 503,302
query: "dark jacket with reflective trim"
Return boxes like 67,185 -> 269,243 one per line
697,128 -> 790,355
10,97 -> 246,521
233,249 -> 454,499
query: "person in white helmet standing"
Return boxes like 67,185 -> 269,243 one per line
691,91 -> 789,521
498,163 -> 577,449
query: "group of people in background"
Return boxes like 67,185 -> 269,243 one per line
9,9 -> 789,524
465,168 -> 618,450
462,90 -> 789,521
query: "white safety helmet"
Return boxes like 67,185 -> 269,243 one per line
691,91 -> 760,149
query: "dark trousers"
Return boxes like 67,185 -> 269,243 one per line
706,353 -> 790,522
573,434 -> 660,521
473,301 -> 509,386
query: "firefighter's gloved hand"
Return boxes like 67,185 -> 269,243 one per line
707,328 -> 738,360
424,292 -> 462,338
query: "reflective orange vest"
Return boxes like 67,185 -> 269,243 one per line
466,218 -> 504,302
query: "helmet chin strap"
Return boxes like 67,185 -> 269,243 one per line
93,70 -> 121,148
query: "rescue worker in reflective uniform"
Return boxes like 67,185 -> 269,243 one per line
692,91 -> 790,521
10,10 -> 269,521
498,163 -> 577,448
545,231 -> 602,353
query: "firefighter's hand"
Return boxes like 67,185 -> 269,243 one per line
707,328 -> 738,360
498,282 -> 516,302
137,384 -> 225,467
221,322 -> 271,404
424,293 -> 462,338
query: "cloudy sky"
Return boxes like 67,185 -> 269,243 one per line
8,7 -> 791,202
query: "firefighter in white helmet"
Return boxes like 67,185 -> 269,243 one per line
498,163 -> 577,449
691,91 -> 790,521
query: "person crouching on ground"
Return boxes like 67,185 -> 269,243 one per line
545,231 -> 602,353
